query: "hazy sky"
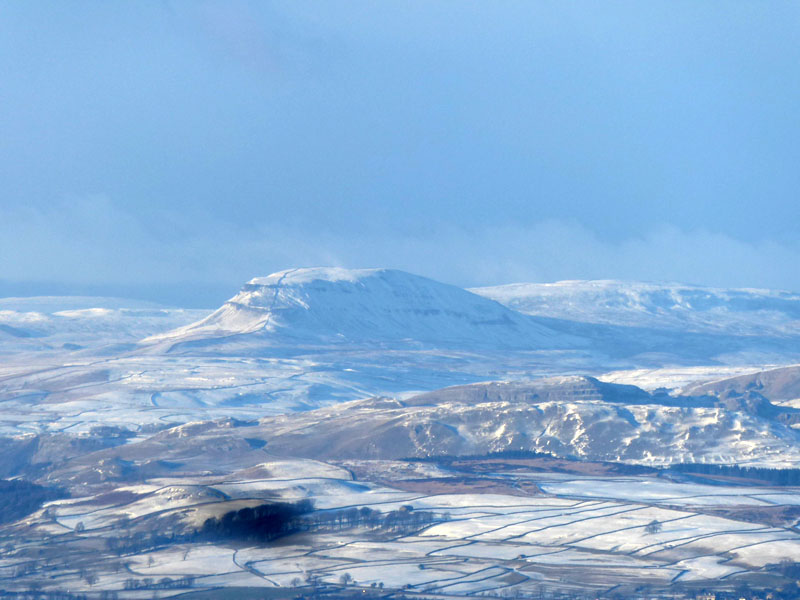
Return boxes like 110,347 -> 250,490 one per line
2,1 -> 799,305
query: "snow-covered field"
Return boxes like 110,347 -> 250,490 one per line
8,463 -> 797,596
537,477 -> 787,506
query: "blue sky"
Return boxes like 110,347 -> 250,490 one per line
1,1 -> 799,305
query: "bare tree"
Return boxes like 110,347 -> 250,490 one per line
645,519 -> 662,534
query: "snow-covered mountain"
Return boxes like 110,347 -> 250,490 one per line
147,267 -> 578,352
3,269 -> 800,438
472,280 -> 800,337
146,269 -> 800,365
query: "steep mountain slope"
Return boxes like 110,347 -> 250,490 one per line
146,268 -> 579,353
472,280 -> 800,337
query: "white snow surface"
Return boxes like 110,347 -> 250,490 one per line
0,295 -> 208,355
146,267 -> 572,350
0,296 -> 166,312
473,279 -> 800,336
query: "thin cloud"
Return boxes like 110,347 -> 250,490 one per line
2,200 -> 798,295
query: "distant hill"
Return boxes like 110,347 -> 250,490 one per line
684,364 -> 800,404
145,267 -> 581,353
473,280 -> 800,337
248,376 -> 800,466
0,296 -> 207,355
65,376 -> 800,470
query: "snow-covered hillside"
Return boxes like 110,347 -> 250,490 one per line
0,296 -> 208,355
472,280 -> 800,337
684,363 -> 800,406
0,296 -> 164,313
147,267 -> 576,352
142,376 -> 800,467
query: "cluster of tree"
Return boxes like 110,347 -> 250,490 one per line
665,583 -> 800,600
601,462 -> 659,475
0,435 -> 40,478
196,501 -> 446,544
103,528 -> 181,556
407,451 -> 658,476
409,449 -> 557,463
306,505 -> 443,534
122,576 -> 195,590
644,519 -> 662,534
775,559 -> 800,578
0,591 -> 91,599
0,479 -> 66,525
198,499 -> 315,543
104,502 -> 316,557
407,452 -> 800,488
669,463 -> 800,486
294,591 -> 401,600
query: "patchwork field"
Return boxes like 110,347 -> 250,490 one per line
2,457 -> 799,598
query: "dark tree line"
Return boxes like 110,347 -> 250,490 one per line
407,451 -> 657,475
669,463 -> 800,486
307,505 -> 443,534
198,499 -> 315,542
123,576 -> 195,590
197,501 -> 446,544
406,452 -> 800,487
409,449 -> 557,463
0,479 -> 66,525
104,528 -> 183,556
